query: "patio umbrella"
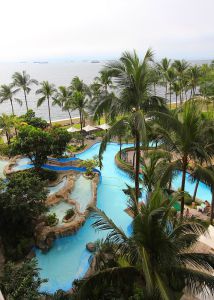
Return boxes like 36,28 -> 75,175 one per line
82,125 -> 98,132
97,123 -> 111,130
67,126 -> 80,133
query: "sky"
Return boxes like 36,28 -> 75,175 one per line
0,0 -> 213,61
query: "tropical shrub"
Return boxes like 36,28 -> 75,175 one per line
80,155 -> 99,176
0,259 -> 46,299
0,171 -> 47,260
46,213 -> 59,226
64,208 -> 75,220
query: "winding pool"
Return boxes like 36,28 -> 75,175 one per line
70,175 -> 92,213
36,143 -> 212,293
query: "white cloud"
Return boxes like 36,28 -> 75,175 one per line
0,0 -> 213,60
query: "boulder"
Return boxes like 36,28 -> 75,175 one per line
86,242 -> 96,252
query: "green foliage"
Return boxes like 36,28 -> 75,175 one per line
80,155 -> 99,176
50,127 -> 71,157
11,125 -> 52,168
0,171 -> 47,260
20,109 -> 48,129
64,208 -> 75,220
30,168 -> 58,182
0,259 -> 46,299
67,144 -> 86,153
0,143 -> 9,156
46,213 -> 59,226
74,188 -> 214,299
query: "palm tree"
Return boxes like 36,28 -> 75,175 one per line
36,81 -> 57,126
171,81 -> 181,107
156,58 -> 171,99
165,67 -> 176,108
70,77 -> 89,129
140,149 -> 173,197
53,86 -> 73,125
74,188 -> 214,299
0,84 -> 21,115
12,71 -> 38,112
187,65 -> 201,97
0,114 -> 15,144
151,100 -> 214,215
172,60 -> 189,103
98,49 -> 165,200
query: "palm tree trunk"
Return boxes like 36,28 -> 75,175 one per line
176,94 -> 178,108
192,180 -> 199,202
24,90 -> 28,112
119,136 -> 122,159
10,98 -> 15,115
79,110 -> 84,147
169,83 -> 171,109
5,131 -> 10,145
47,96 -> 52,127
180,156 -> 188,216
68,110 -> 72,125
211,189 -> 214,225
135,131 -> 141,201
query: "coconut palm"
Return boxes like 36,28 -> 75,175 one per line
187,65 -> 201,97
156,58 -> 171,99
98,50 -> 167,200
74,188 -> 214,299
0,114 -> 15,144
70,77 -> 89,128
171,81 -> 181,107
151,100 -> 214,216
53,86 -> 73,125
36,81 -> 57,126
172,60 -> 189,103
12,71 -> 38,112
165,67 -> 176,108
0,84 -> 21,115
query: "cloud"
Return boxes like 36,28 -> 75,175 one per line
0,0 -> 213,60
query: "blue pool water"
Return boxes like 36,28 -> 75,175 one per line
70,175 -> 92,213
36,143 -> 133,293
36,143 -> 212,293
48,177 -> 67,196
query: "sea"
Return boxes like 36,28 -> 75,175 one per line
0,60 -> 211,121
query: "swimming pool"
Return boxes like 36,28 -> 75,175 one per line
36,143 -> 133,293
35,143 -> 212,293
48,177 -> 67,196
12,157 -> 33,171
70,175 -> 92,213
0,159 -> 8,178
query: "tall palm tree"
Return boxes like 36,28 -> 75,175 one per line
74,188 -> 214,299
53,86 -> 73,125
172,60 -> 189,103
156,58 -> 171,99
70,77 -> 89,129
165,67 -> 176,108
171,81 -> 181,107
187,65 -> 201,97
36,81 -> 57,126
12,71 -> 38,112
151,100 -> 214,216
0,114 -> 15,144
0,84 -> 21,115
98,49 -> 164,200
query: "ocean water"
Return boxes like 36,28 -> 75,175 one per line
0,62 -> 102,120
0,60 -> 210,121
